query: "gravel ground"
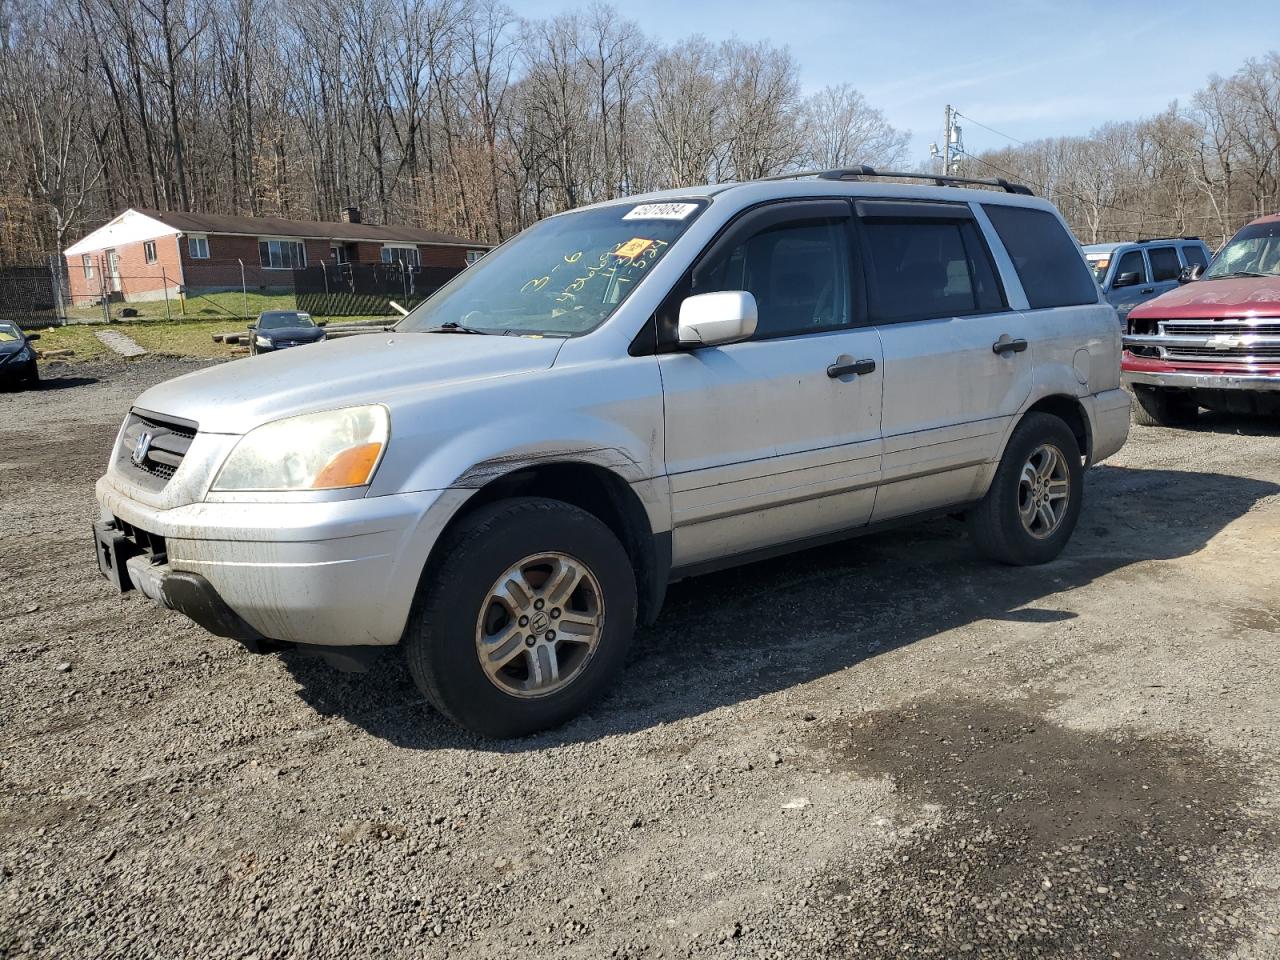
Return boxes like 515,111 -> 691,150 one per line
3,358 -> 1280,959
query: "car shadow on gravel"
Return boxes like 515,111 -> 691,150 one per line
1177,410 -> 1280,437
31,375 -> 100,391
804,697 -> 1274,958
284,465 -> 1279,750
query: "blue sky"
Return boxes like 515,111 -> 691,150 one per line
512,0 -> 1280,164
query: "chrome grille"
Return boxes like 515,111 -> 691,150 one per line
116,409 -> 198,490
1159,318 -> 1280,337
1124,317 -> 1280,365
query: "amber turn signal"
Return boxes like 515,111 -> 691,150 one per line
312,442 -> 383,489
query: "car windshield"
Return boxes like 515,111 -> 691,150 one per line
1085,255 -> 1110,284
1203,221 -> 1280,278
0,322 -> 20,342
259,312 -> 314,330
398,200 -> 707,337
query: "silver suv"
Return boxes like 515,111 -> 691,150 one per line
93,169 -> 1130,736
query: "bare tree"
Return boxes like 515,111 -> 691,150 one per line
801,84 -> 910,170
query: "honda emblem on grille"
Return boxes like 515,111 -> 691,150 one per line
132,431 -> 153,466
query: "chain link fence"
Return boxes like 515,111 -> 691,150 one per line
0,259 -> 67,329
62,257 -> 465,325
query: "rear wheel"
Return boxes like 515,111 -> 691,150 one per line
1131,385 -> 1198,427
403,497 -> 637,737
968,412 -> 1084,566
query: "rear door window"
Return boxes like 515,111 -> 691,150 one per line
1182,244 -> 1209,270
860,218 -> 1005,323
1115,250 -> 1148,283
1147,246 -> 1182,282
982,204 -> 1097,309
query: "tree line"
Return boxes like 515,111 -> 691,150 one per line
1,0 -> 1276,263
0,0 -> 909,262
968,53 -> 1280,248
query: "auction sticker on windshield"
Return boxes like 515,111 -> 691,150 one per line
623,202 -> 700,221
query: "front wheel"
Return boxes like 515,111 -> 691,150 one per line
967,412 -> 1084,566
1131,385 -> 1198,427
403,497 -> 637,737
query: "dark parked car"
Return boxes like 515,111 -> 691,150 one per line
249,311 -> 326,355
0,321 -> 39,389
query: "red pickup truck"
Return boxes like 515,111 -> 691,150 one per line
1122,212 -> 1280,425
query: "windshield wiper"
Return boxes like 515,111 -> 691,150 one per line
1204,270 -> 1272,280
424,321 -> 492,335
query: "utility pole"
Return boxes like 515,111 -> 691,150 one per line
930,105 -> 965,176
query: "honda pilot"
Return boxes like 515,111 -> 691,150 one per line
93,168 -> 1130,737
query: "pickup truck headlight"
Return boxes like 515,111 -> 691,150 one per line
212,405 -> 389,491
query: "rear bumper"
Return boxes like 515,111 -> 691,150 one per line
95,476 -> 469,646
1083,388 -> 1130,465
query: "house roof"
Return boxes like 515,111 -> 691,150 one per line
65,207 -> 488,256
133,208 -> 485,247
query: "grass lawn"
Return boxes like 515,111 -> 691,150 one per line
36,320 -> 248,362
37,314 -> 393,362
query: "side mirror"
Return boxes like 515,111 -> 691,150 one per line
678,291 -> 758,347
1179,264 -> 1204,284
1112,271 -> 1140,288
27,333 -> 40,341
247,323 -> 257,330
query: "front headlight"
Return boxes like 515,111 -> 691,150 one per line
212,405 -> 389,491
255,335 -> 272,348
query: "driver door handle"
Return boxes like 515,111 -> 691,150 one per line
1140,287 -> 1154,294
826,357 -> 877,379
992,335 -> 1028,356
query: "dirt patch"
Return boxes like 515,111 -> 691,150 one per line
811,700 -> 1273,958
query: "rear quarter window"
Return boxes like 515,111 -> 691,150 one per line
982,204 -> 1098,309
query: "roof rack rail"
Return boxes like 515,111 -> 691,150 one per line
755,165 -> 1035,196
1136,236 -> 1202,243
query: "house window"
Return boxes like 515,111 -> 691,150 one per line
330,244 -> 349,264
258,239 -> 307,269
381,245 -> 421,268
143,240 -> 158,264
465,249 -> 485,266
81,255 -> 94,279
188,235 -> 209,259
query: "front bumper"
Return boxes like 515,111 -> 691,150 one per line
1122,367 -> 1280,392
95,476 -> 469,646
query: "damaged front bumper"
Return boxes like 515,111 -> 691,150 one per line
93,477 -> 469,651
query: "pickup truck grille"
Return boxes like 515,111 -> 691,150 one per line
1126,317 -> 1280,365
1159,319 -> 1280,337
117,409 -> 198,490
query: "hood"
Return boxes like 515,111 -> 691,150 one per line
258,325 -> 325,340
134,332 -> 565,433
1130,276 -> 1280,320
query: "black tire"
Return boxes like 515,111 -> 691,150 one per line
967,412 -> 1084,566
403,497 -> 637,737
1131,385 -> 1198,427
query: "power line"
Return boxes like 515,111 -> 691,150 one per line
953,111 -> 1027,148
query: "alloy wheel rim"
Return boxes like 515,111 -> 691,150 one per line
474,552 -> 604,699
1018,443 -> 1071,539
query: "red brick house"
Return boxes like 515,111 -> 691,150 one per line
64,207 -> 490,304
